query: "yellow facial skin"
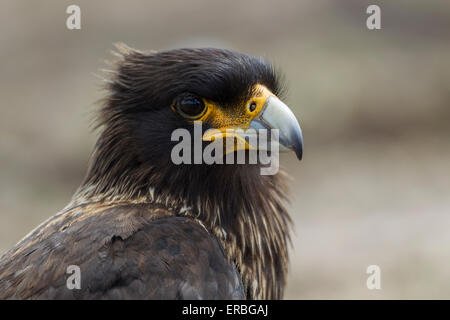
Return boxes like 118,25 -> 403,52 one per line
201,84 -> 273,128
200,84 -> 275,151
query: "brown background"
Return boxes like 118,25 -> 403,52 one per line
1,0 -> 450,299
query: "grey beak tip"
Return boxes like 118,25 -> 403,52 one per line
295,147 -> 303,160
292,128 -> 303,161
294,136 -> 303,160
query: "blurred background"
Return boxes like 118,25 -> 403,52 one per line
1,0 -> 450,299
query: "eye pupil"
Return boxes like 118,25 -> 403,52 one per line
176,96 -> 206,118
249,102 -> 257,112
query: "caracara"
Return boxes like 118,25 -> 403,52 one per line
0,45 -> 303,300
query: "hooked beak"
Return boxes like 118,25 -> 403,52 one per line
201,85 -> 303,160
249,96 -> 303,160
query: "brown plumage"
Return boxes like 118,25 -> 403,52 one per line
0,44 -> 303,299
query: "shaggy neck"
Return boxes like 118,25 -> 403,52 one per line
72,139 -> 292,299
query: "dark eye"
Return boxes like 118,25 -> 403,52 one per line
175,95 -> 206,119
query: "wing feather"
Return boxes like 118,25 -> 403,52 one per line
0,203 -> 244,299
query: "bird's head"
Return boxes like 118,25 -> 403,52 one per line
74,45 -> 304,299
83,44 -> 302,206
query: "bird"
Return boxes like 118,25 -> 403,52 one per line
0,44 -> 303,300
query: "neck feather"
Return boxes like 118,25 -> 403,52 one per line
72,131 -> 292,299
